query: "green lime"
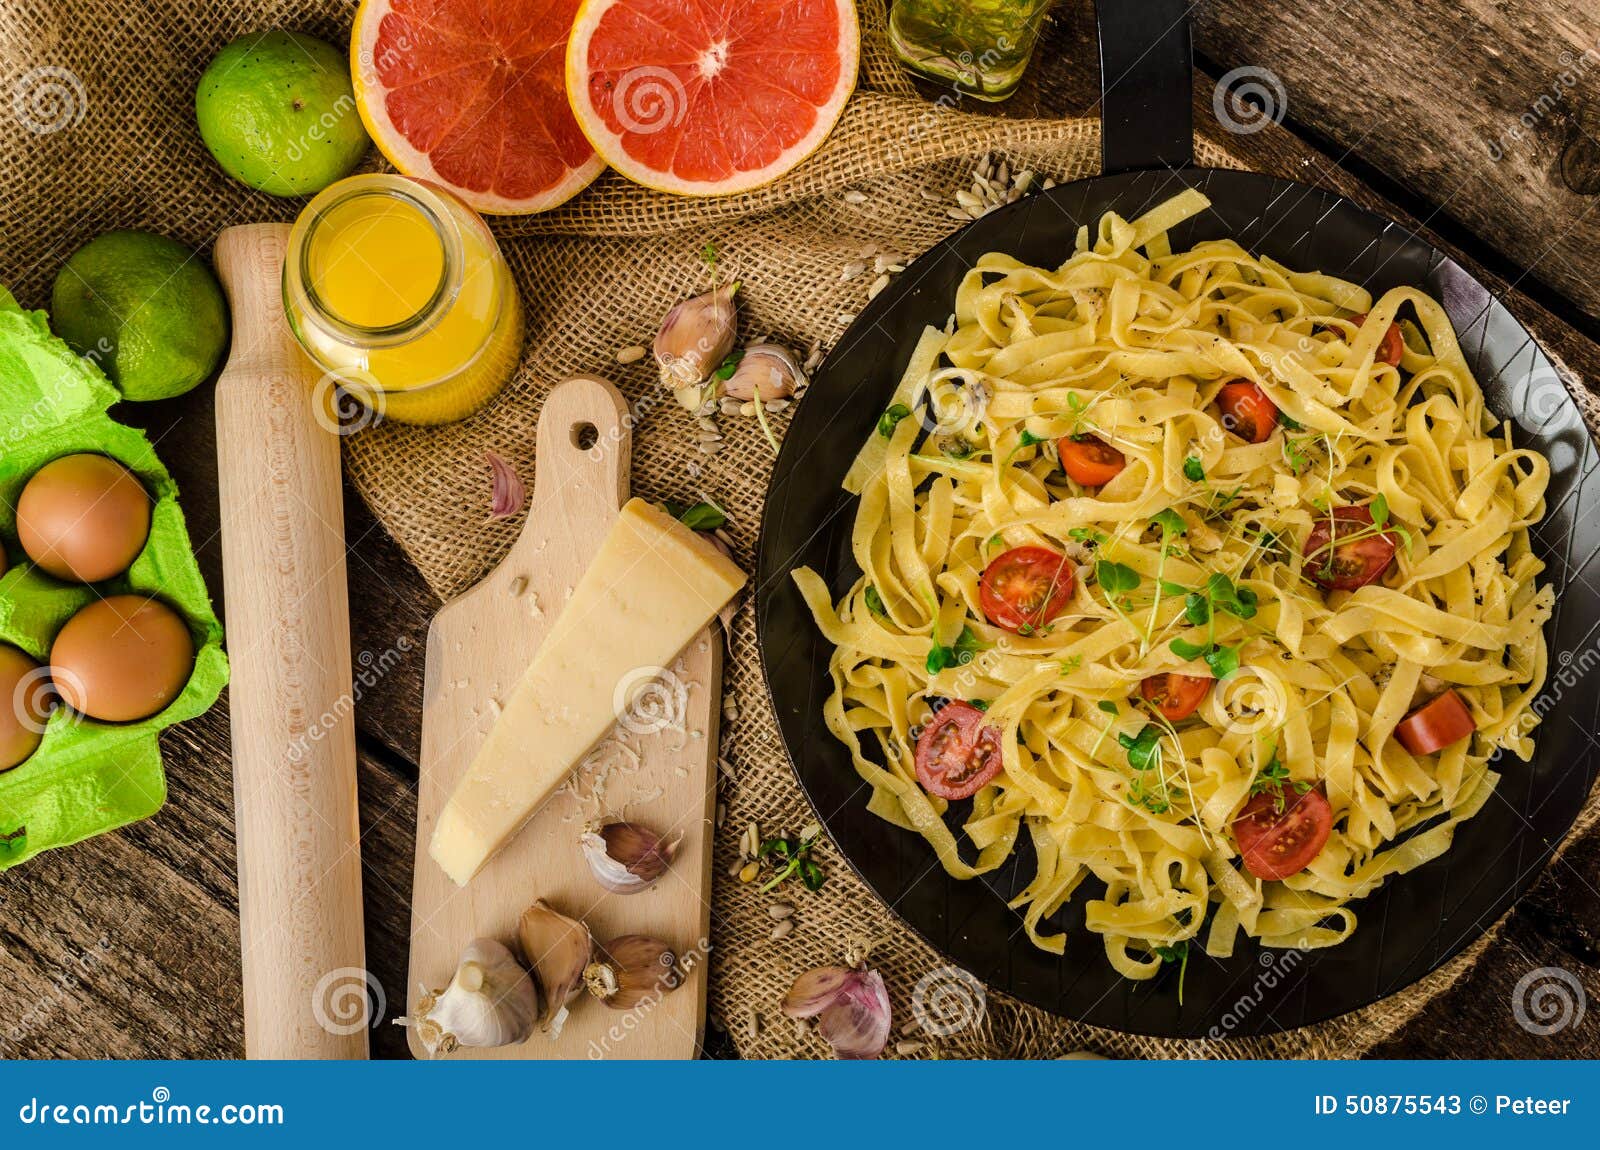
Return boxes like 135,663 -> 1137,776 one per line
196,30 -> 371,197
51,230 -> 229,402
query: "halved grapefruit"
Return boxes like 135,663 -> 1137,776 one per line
566,0 -> 860,196
351,0 -> 606,214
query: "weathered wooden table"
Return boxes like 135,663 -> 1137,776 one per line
4,1 -> 1598,1059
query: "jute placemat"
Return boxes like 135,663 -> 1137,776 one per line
3,0 -> 1596,1059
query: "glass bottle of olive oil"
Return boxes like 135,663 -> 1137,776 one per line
888,0 -> 1057,101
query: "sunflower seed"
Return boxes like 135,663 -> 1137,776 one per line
720,397 -> 743,415
765,399 -> 790,413
843,189 -> 867,204
739,861 -> 760,883
995,160 -> 1010,185
857,243 -> 878,257
794,1019 -> 811,1042
837,312 -> 856,325
615,344 -> 647,364
767,902 -> 794,920
746,821 -> 760,857
697,415 -> 719,432
697,431 -> 723,444
1014,170 -> 1034,194
698,440 -> 723,455
715,801 -> 727,827
946,207 -> 971,221
901,1017 -> 923,1036
769,919 -> 794,940
919,188 -> 944,202
739,401 -> 755,417
896,1040 -> 927,1056
746,1007 -> 760,1039
1043,177 -> 1057,190
840,260 -> 867,281
685,461 -> 701,478
967,205 -> 986,220
799,821 -> 822,842
727,859 -> 745,878
956,189 -> 983,209
1006,188 -> 1023,204
803,343 -> 824,371
887,263 -> 906,273
868,273 -> 891,300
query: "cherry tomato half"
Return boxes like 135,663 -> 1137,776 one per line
1216,379 -> 1278,444
979,546 -> 1076,633
1058,435 -> 1126,487
1232,781 -> 1333,881
1303,504 -> 1399,591
1350,312 -> 1404,366
914,701 -> 1003,800
1395,688 -> 1475,755
1140,673 -> 1213,722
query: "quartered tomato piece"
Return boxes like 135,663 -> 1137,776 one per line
979,546 -> 1076,633
914,700 -> 1003,800
1303,504 -> 1399,591
1216,379 -> 1278,443
1395,688 -> 1475,755
1140,673 -> 1213,722
1233,781 -> 1333,881
1058,435 -> 1126,486
1350,312 -> 1404,366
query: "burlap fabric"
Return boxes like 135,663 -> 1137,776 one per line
5,0 -> 1597,1059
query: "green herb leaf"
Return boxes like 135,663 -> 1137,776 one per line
952,625 -> 989,663
878,403 -> 912,439
1018,429 -> 1045,448
1097,700 -> 1120,715
797,859 -> 827,891
1066,392 -> 1086,413
675,501 -> 727,531
1118,724 -> 1164,771
1183,593 -> 1210,626
1170,637 -> 1208,660
940,435 -> 974,460
1160,580 -> 1190,597
926,643 -> 953,674
1151,508 -> 1188,539
1183,456 -> 1206,483
1096,560 -> 1141,594
864,585 -> 886,616
1278,411 -> 1304,431
968,698 -> 990,712
1068,526 -> 1107,545
1059,654 -> 1084,673
1204,643 -> 1242,679
1206,573 -> 1258,619
713,350 -> 744,381
1370,492 -> 1390,528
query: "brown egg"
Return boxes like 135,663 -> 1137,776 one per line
0,643 -> 49,771
17,454 -> 152,583
50,595 -> 194,722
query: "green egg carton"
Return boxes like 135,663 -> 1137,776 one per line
0,292 -> 228,870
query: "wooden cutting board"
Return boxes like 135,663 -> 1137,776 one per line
406,374 -> 722,1060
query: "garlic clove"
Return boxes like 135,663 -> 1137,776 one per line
655,282 -> 740,404
580,820 -> 681,894
722,343 -> 806,402
484,449 -> 525,521
398,938 -> 537,1058
517,899 -> 593,1037
781,964 -> 891,1060
583,934 -> 682,1011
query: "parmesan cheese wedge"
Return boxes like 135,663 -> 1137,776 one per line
429,498 -> 747,886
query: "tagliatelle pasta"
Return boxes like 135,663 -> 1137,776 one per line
793,190 -> 1554,979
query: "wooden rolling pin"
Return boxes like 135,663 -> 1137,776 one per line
213,223 -> 368,1059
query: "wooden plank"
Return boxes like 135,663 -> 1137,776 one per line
406,375 -> 723,1060
1193,0 -> 1600,322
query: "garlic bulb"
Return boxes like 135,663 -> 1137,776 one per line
399,938 -> 537,1057
580,821 -> 681,894
722,343 -> 805,402
654,282 -> 739,408
517,900 -> 593,1037
781,965 -> 891,1060
584,935 -> 682,1011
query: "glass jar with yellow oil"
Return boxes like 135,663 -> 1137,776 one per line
283,173 -> 523,426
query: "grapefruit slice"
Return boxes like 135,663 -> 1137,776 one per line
352,0 -> 606,214
566,0 -> 860,196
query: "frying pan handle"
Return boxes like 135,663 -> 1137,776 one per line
1095,0 -> 1195,175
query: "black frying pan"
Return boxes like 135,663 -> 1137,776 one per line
755,0 -> 1600,1037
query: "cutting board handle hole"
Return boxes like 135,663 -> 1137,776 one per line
571,421 -> 599,450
